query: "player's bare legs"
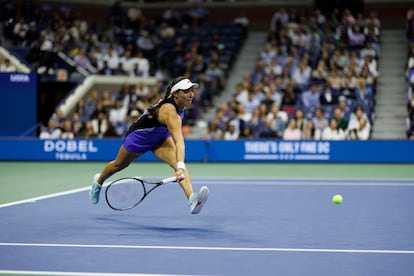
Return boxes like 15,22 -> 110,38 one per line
153,137 -> 208,214
97,146 -> 142,185
152,137 -> 193,198
90,146 -> 142,204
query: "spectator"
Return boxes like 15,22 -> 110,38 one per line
294,108 -> 307,130
291,60 -> 312,91
302,83 -> 321,109
321,118 -> 346,140
261,91 -> 275,114
259,43 -> 276,65
340,71 -> 358,99
233,12 -> 249,37
354,78 -> 373,109
250,60 -> 266,85
327,68 -> 342,95
362,55 -> 379,80
12,17 -> 29,45
302,120 -> 316,140
283,118 -> 301,140
52,108 -> 66,127
333,107 -> 349,131
85,89 -> 100,118
60,120 -> 75,139
320,84 -> 339,105
204,118 -> 224,140
78,120 -> 98,138
331,47 -> 349,73
281,84 -> 298,109
73,48 -> 92,70
269,77 -> 284,103
223,120 -> 239,140
270,7 -> 289,34
234,81 -> 249,105
249,107 -> 270,138
136,30 -> 156,62
205,61 -> 225,93
98,60 -> 114,75
347,24 -> 366,50
0,58 -> 17,72
360,41 -> 377,59
266,102 -> 288,138
112,62 -> 128,76
119,50 -> 133,75
39,118 -> 62,139
135,81 -> 151,100
313,107 -> 329,139
311,60 -> 329,85
337,95 -> 352,120
236,104 -> 251,129
101,90 -> 114,113
109,99 -> 128,136
347,105 -> 371,140
102,47 -> 119,70
71,112 -> 84,137
91,110 -> 110,138
242,91 -> 261,115
129,51 -> 150,77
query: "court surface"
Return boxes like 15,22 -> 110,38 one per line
1,162 -> 414,276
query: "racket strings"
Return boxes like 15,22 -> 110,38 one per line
106,178 -> 145,210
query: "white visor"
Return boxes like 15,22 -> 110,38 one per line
171,79 -> 199,93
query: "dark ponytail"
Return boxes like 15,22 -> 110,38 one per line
148,76 -> 186,116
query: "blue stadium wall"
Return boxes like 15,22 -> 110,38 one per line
0,139 -> 413,163
0,73 -> 37,137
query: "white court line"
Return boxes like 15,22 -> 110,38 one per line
0,270 -> 196,276
0,187 -> 90,208
0,242 -> 413,255
1,177 -> 413,209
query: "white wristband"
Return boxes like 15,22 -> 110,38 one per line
177,161 -> 186,170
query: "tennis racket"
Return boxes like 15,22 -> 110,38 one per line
105,176 -> 178,211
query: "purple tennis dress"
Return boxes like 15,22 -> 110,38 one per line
123,98 -> 184,154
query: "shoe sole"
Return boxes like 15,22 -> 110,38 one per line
190,186 -> 209,214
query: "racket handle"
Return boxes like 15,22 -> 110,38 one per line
161,176 -> 178,184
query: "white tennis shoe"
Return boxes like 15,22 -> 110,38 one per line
89,173 -> 102,204
189,186 -> 209,214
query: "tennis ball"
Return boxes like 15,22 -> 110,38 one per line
332,194 -> 343,205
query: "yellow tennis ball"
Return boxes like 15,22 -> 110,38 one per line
332,194 -> 343,205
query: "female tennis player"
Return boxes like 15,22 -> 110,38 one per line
89,76 -> 209,214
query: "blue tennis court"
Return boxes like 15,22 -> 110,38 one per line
1,177 -> 414,275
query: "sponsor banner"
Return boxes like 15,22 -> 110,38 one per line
0,139 -> 413,163
0,139 -> 207,162
207,140 -> 414,163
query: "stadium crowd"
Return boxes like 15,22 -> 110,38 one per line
1,1 -> 383,140
204,7 -> 380,141
0,0 -> 246,139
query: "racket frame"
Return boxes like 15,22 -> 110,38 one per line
105,176 -> 177,211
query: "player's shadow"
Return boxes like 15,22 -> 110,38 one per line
94,216 -> 227,239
